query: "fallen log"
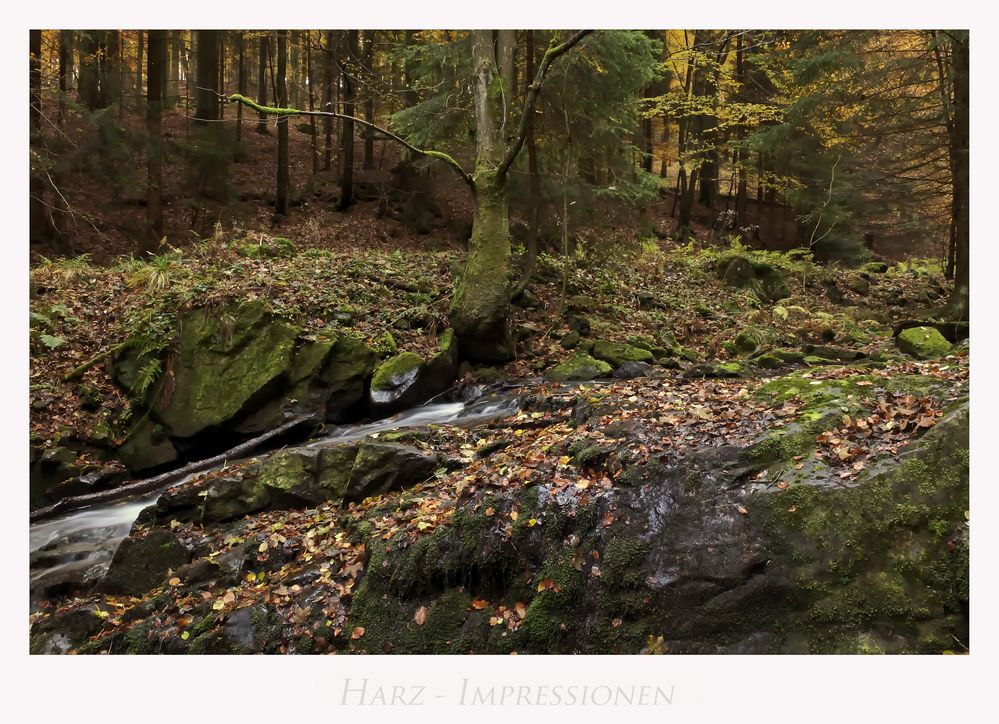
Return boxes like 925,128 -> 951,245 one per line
30,414 -> 318,523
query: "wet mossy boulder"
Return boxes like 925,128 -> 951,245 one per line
716,255 -> 790,304
101,529 -> 191,595
116,418 -> 177,474
591,340 -> 654,368
896,326 -> 952,360
153,301 -> 299,439
548,353 -> 612,382
370,352 -> 425,408
370,333 -> 458,413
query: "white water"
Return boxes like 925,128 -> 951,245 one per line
29,392 -> 520,599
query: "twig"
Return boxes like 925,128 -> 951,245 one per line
30,414 -> 318,522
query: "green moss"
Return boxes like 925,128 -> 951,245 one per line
155,301 -> 299,438
521,552 -> 585,653
755,404 -> 968,653
548,353 -> 612,381
897,326 -> 952,359
602,539 -> 651,589
591,340 -> 654,367
371,352 -> 424,391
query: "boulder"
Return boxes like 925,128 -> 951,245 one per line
116,418 -> 177,474
591,340 -> 654,367
342,441 -> 439,502
548,353 -> 612,382
613,361 -> 652,379
153,301 -> 299,439
370,332 -> 458,413
370,352 -> 425,409
560,331 -> 580,350
716,255 -> 790,304
101,529 -> 191,595
896,326 -> 952,359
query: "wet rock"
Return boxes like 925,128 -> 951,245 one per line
117,418 -> 177,474
101,529 -> 191,595
613,361 -> 652,379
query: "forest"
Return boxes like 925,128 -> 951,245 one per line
28,29 -> 969,657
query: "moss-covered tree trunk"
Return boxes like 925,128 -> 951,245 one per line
450,31 -> 515,362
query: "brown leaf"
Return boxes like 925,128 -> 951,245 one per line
351,626 -> 365,640
471,598 -> 489,610
414,606 -> 428,625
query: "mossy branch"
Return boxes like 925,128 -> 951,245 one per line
225,93 -> 475,189
62,340 -> 131,382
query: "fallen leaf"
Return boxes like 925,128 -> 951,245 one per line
351,626 -> 365,639
414,606 -> 428,625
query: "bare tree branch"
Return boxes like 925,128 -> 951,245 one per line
497,30 -> 594,179
223,92 -> 475,188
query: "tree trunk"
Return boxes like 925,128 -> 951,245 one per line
136,31 -> 144,104
145,30 -> 166,249
337,30 -> 358,211
104,31 -> 120,108
58,31 -> 74,125
30,29 -> 51,243
256,34 -> 270,134
306,30 -> 319,172
516,29 -> 541,296
734,33 -> 748,227
276,30 -> 289,216
947,31 -> 969,320
235,31 -> 245,145
194,30 -> 220,123
30,29 -> 41,131
323,31 -> 334,170
78,31 -> 102,109
450,30 -> 515,362
362,31 -> 375,170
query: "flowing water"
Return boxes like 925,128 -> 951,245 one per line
29,391 -> 521,601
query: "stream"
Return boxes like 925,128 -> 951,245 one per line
29,391 -> 522,602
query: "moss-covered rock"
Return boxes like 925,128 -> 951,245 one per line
154,301 -> 299,439
101,529 -> 191,595
548,353 -> 613,381
591,340 -> 654,367
716,255 -> 790,304
370,352 -> 425,405
117,418 -> 177,474
896,326 -> 952,359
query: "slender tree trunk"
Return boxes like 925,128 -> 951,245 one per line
290,30 -> 301,110
276,30 -> 289,215
323,30 -> 334,170
136,31 -> 144,105
947,30 -> 969,319
337,29 -> 358,210
735,33 -> 748,227
362,32 -> 376,170
78,31 -> 102,109
235,31 -> 245,145
30,29 -> 42,130
104,31 -> 120,109
194,30 -> 220,123
145,30 -> 166,249
58,31 -> 74,125
30,29 -> 51,243
256,34 -> 270,134
306,30 -> 319,173
218,31 -> 226,120
517,29 -> 541,296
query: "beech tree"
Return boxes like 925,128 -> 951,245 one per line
229,30 -> 590,361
